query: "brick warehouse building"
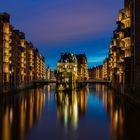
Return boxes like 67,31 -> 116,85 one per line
89,0 -> 140,100
0,13 -> 47,92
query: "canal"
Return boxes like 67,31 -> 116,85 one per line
0,84 -> 140,140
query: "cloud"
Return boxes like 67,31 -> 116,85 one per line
88,49 -> 109,67
0,0 -> 123,68
1,0 -> 123,44
88,56 -> 105,63
21,5 -> 116,43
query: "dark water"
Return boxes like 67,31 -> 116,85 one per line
0,84 -> 140,140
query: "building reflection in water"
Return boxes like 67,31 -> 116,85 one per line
0,84 -> 140,140
55,86 -> 88,130
44,84 -> 56,103
0,87 -> 45,140
95,84 -> 124,140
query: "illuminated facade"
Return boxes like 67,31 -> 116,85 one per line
0,13 -> 11,88
108,0 -> 140,93
10,30 -> 21,87
76,54 -> 89,80
34,48 -> 46,81
57,53 -> 78,90
26,42 -> 35,83
89,65 -> 103,80
57,53 -> 89,90
108,3 -> 131,89
96,65 -> 102,80
102,58 -> 109,81
19,32 -> 27,85
0,13 -> 47,92
56,87 -> 88,129
46,66 -> 51,80
90,0 -> 140,95
90,0 -> 132,84
88,68 -> 95,80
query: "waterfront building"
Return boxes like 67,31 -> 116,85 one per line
19,32 -> 27,85
46,66 -> 51,80
0,12 -> 47,92
88,65 -> 103,80
102,58 -> 109,81
95,65 -> 102,80
0,13 -> 11,88
57,53 -> 89,90
10,30 -> 21,87
90,0 -> 140,96
34,48 -> 46,81
109,5 -> 131,89
50,69 -> 56,81
88,68 -> 95,80
26,42 -> 35,83
46,66 -> 56,81
34,49 -> 40,80
76,54 -> 89,81
57,53 -> 78,90
107,0 -> 134,90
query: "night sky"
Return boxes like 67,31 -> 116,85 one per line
0,0 -> 123,69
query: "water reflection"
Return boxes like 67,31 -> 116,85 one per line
0,84 -> 140,140
94,84 -> 124,139
94,84 -> 140,140
0,87 -> 45,140
55,87 -> 88,130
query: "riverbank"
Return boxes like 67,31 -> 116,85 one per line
109,83 -> 140,110
0,83 -> 34,94
1,83 -> 140,140
1,82 -> 140,110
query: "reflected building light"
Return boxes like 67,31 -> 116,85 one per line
72,95 -> 78,129
48,84 -> 50,92
119,109 -> 124,126
36,90 -> 39,118
64,105 -> 68,127
110,95 -> 113,108
55,88 -> 88,131
119,108 -> 124,136
96,84 -> 100,97
47,85 -> 51,102
20,98 -> 26,140
65,95 -> 69,106
59,92 -> 63,103
102,92 -> 108,111
114,110 -> 118,127
110,107 -> 124,139
102,85 -> 105,92
0,88 -> 46,140
40,94 -> 45,117
29,95 -> 33,129
79,90 -> 87,113
25,99 -> 27,111
10,108 -> 13,125
86,86 -> 89,95
69,106 -> 72,117
44,94 -> 46,106
2,107 -> 10,140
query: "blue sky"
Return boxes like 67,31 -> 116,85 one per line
0,0 -> 123,68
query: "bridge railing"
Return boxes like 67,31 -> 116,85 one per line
34,80 -> 56,83
77,79 -> 110,83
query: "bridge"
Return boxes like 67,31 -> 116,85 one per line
33,80 -> 56,85
34,79 -> 110,85
78,79 -> 110,84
